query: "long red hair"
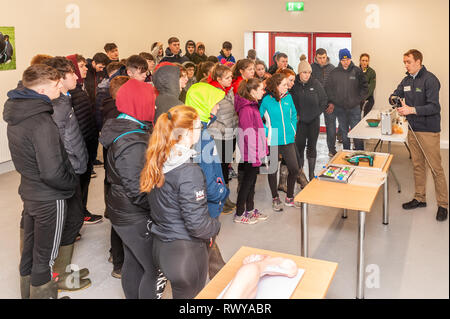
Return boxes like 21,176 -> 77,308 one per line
140,105 -> 199,192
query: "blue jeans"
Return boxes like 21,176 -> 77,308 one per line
323,111 -> 337,153
334,106 -> 364,150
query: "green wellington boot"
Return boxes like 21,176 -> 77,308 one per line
53,244 -> 91,292
30,280 -> 69,299
20,275 -> 31,299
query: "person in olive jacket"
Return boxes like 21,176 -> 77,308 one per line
359,53 -> 376,116
291,55 -> 328,182
141,105 -> 221,299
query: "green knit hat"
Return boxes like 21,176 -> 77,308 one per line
185,82 -> 225,122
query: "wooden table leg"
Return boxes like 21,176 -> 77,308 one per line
356,211 -> 366,299
301,203 -> 308,257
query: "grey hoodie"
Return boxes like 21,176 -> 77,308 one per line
153,64 -> 184,122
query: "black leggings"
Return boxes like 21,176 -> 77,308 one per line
214,138 -> 236,185
236,162 -> 258,216
110,226 -> 124,271
153,238 -> 208,299
295,117 -> 320,168
268,144 -> 299,198
113,219 -> 158,299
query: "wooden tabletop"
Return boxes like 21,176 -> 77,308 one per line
196,246 -> 338,299
294,152 -> 393,212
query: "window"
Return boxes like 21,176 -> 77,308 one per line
251,31 -> 352,71
313,33 -> 352,67
251,32 -> 352,131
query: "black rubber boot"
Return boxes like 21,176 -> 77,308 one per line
20,275 -> 31,299
307,157 -> 317,181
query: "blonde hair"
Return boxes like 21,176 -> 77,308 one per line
140,105 -> 199,191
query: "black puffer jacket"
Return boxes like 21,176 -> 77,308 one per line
148,144 -> 221,242
85,59 -> 106,105
311,57 -> 335,88
52,93 -> 88,174
100,97 -> 120,124
99,117 -> 152,226
160,47 -> 189,64
69,84 -> 99,143
290,75 -> 328,124
3,87 -> 77,201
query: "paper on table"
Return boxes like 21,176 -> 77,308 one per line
217,268 -> 305,299
348,169 -> 387,187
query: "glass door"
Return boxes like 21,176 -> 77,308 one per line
269,32 -> 312,72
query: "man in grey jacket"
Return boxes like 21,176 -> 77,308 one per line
326,48 -> 368,151
311,48 -> 337,156
43,57 -> 91,292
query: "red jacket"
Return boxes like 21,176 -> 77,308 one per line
231,76 -> 243,95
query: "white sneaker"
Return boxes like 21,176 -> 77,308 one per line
249,209 -> 268,221
234,211 -> 258,224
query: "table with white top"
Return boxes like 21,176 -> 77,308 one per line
348,109 -> 408,193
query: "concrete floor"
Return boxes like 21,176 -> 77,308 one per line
0,134 -> 448,299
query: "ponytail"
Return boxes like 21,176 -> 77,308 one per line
237,78 -> 262,102
140,105 -> 199,191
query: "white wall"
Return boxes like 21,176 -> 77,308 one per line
0,0 -> 448,163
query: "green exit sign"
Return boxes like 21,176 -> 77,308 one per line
286,2 -> 304,11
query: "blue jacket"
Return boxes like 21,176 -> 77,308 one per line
259,92 -> 297,146
217,50 -> 236,63
194,120 -> 230,218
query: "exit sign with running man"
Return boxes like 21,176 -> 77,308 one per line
286,2 -> 304,12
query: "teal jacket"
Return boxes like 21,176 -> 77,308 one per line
259,93 -> 297,146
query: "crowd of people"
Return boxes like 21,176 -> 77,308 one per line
3,35 -> 447,299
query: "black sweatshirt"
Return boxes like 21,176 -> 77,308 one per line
290,76 -> 328,124
3,87 -> 77,201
